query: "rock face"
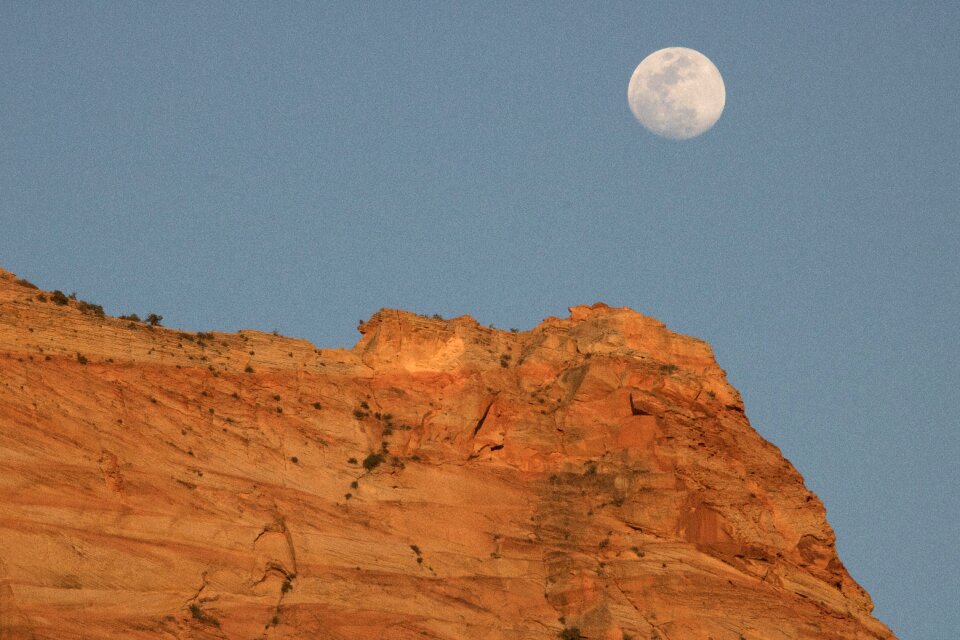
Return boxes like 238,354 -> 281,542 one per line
0,267 -> 895,640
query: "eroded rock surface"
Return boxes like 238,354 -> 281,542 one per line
0,268 -> 895,639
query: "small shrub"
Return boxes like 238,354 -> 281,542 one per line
362,452 -> 385,470
15,278 -> 38,289
145,313 -> 163,327
290,456 -> 298,464
36,293 -> 47,302
353,409 -> 367,419
188,603 -> 220,628
559,628 -> 582,640
119,313 -> 141,322
659,363 -> 678,374
51,290 -> 69,305
76,353 -> 88,365
350,480 -> 358,489
77,300 -> 104,317
244,365 -> 254,373
281,579 -> 293,593
347,457 -> 358,465
312,402 -> 322,410
432,313 -> 443,320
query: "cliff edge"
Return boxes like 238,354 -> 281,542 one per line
0,268 -> 895,639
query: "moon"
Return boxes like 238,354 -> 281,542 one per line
627,47 -> 725,140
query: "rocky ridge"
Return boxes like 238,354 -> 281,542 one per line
0,268 -> 894,639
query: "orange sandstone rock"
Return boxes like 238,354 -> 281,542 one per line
0,268 -> 895,639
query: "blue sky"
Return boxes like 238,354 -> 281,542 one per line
2,3 -> 958,637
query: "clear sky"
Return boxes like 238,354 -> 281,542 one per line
2,3 -> 957,637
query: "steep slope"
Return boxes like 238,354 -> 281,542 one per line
0,268 -> 894,640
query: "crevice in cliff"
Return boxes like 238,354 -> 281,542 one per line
253,517 -> 299,576
468,442 -> 504,460
184,571 -> 208,605
251,516 -> 301,633
251,561 -> 293,588
629,393 -> 650,416
283,521 -> 299,577
472,398 -> 495,438
184,571 -> 225,634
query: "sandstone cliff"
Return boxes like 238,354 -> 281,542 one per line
0,268 -> 895,639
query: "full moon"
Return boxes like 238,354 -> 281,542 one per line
627,47 -> 725,140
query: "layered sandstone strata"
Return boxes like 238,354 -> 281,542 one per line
0,268 -> 894,639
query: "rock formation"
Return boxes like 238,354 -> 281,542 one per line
0,267 -> 895,639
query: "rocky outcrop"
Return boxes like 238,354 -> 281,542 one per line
0,268 -> 895,639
